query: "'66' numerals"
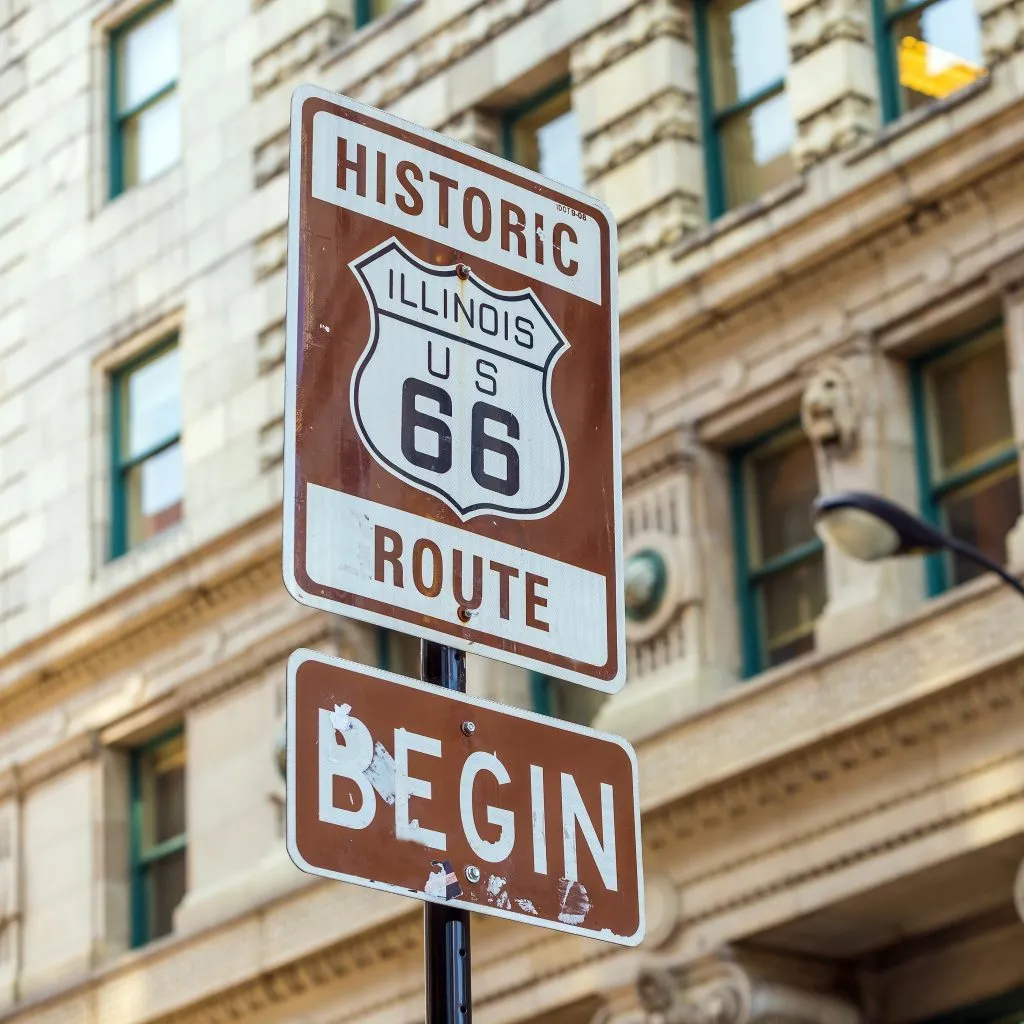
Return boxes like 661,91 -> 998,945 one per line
400,378 -> 520,497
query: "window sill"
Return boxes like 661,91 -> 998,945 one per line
844,74 -> 992,167
672,176 -> 806,263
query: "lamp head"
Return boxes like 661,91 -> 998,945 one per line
812,491 -> 948,562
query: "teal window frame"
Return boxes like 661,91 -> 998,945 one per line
872,0 -> 916,122
500,76 -> 574,169
730,422 -> 824,678
910,319 -> 1018,597
695,0 -> 789,219
109,334 -> 181,560
530,672 -> 554,715
108,0 -> 179,199
354,0 -> 410,29
129,727 -> 186,948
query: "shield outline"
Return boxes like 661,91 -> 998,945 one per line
349,237 -> 571,521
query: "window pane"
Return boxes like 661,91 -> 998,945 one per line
893,0 -> 985,112
928,331 -> 1012,476
382,630 -> 420,677
148,848 -> 186,941
118,4 -> 178,112
123,90 -> 181,187
126,442 -> 183,547
751,435 -> 818,564
369,0 -> 414,19
942,465 -> 1021,583
549,677 -> 607,726
535,110 -> 584,191
759,551 -> 826,665
708,0 -> 789,110
509,90 -> 583,191
140,734 -> 186,850
720,91 -> 795,208
124,346 -> 181,458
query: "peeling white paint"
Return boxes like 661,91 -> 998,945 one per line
365,741 -> 396,805
485,874 -> 506,897
329,703 -> 353,733
514,898 -> 538,915
424,864 -> 448,898
557,878 -> 591,926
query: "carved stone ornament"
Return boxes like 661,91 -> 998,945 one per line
631,958 -> 863,1024
637,962 -> 751,1024
800,358 -> 859,451
623,531 -> 686,644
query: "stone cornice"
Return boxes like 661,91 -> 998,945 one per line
0,511 -> 283,728
325,0 -> 559,109
622,427 -> 697,491
620,56 -> 1024,362
638,571 -> 1024,826
154,914 -> 422,1024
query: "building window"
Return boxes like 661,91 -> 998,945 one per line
354,0 -> 413,28
696,0 -> 796,217
109,2 -> 180,197
501,80 -> 584,192
874,0 -> 986,122
130,730 -> 186,947
533,673 -> 606,725
377,628 -> 420,676
912,322 -> 1021,595
731,425 -> 826,676
110,339 -> 183,558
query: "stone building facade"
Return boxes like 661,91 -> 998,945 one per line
1,0 -> 1024,1021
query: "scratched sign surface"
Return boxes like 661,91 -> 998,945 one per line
286,649 -> 645,945
283,85 -> 625,691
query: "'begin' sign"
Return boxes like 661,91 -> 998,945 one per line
285,649 -> 645,945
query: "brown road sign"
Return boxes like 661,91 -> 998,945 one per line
283,85 -> 625,691
286,649 -> 645,946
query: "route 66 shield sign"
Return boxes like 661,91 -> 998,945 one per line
284,85 -> 625,692
350,240 -> 569,519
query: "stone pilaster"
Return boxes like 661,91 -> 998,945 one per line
437,109 -> 502,156
570,0 -> 703,273
802,345 -> 924,652
593,429 -> 738,742
784,0 -> 879,170
976,0 -> 1024,64
0,798 -> 20,1009
999,274 -> 1024,566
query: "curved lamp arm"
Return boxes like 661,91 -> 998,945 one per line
812,490 -> 1024,602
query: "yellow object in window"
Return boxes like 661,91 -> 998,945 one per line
897,35 -> 986,99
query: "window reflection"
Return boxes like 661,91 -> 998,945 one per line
504,86 -> 584,192
702,0 -> 796,213
885,0 -> 986,117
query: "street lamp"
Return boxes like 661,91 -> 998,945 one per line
811,490 -> 1024,600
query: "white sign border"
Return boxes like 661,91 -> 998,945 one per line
285,647 -> 646,947
283,83 -> 626,694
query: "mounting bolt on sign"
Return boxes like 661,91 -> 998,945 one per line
282,82 -> 637,1024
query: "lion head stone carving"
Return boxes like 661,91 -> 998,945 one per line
800,360 -> 859,451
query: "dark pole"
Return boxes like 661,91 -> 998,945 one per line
420,641 -> 472,1024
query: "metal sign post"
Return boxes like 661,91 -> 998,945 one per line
421,641 -> 471,1024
